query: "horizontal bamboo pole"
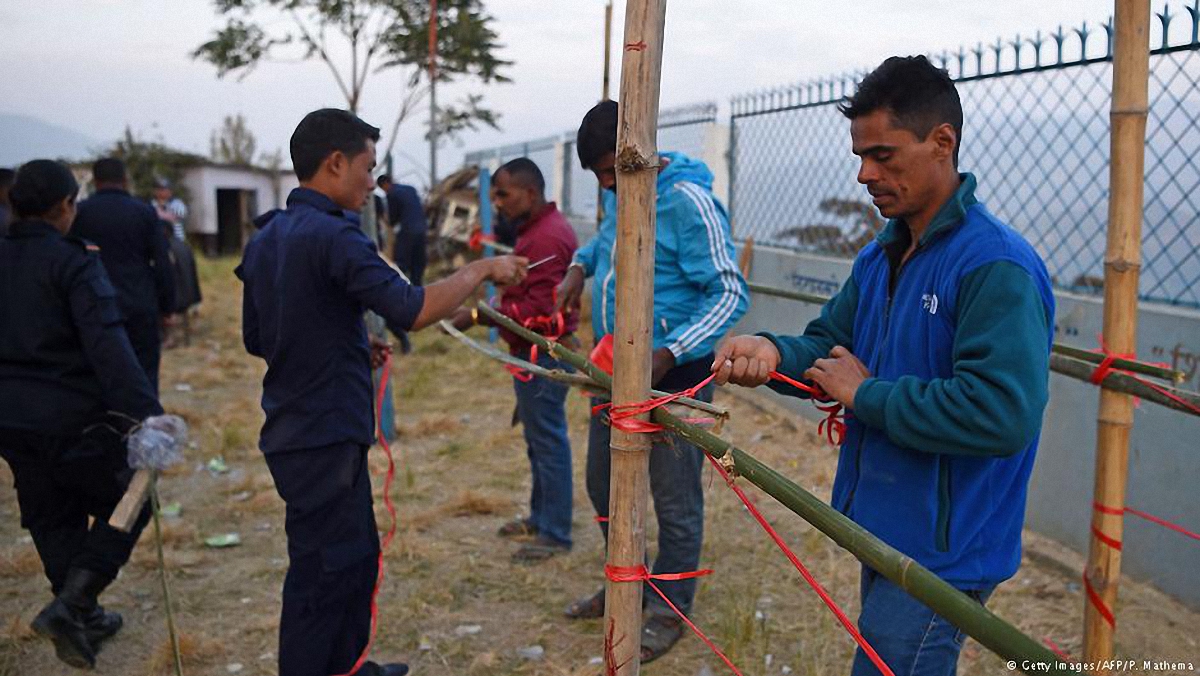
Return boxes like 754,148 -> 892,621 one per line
1050,354 -> 1200,418
439,319 -> 728,420
744,281 -> 1186,385
476,301 -> 1072,675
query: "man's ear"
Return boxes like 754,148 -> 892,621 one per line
929,123 -> 958,163
324,150 -> 348,178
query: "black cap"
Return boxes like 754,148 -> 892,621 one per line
576,100 -> 618,170
10,160 -> 79,219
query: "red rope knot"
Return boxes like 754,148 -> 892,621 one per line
602,564 -> 742,675
768,371 -> 846,445
593,374 -> 715,433
467,228 -> 495,252
502,301 -> 566,382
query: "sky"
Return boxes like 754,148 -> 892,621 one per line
0,0 -> 1121,185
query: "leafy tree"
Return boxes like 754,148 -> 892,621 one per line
107,127 -> 205,201
210,113 -> 258,166
193,0 -> 511,162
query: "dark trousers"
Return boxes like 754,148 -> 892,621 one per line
265,442 -> 380,676
0,428 -> 149,593
512,354 -> 573,546
125,311 -> 162,394
586,382 -> 713,615
392,231 -> 427,286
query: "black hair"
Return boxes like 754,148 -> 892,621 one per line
376,174 -> 393,188
92,157 -> 127,184
495,157 -> 546,195
0,168 -> 14,190
290,108 -> 381,181
577,100 -> 618,170
10,160 -> 79,219
839,55 -> 963,165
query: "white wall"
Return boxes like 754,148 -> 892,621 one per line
180,165 -> 298,235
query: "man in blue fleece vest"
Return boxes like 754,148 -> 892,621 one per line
556,100 -> 749,663
713,56 -> 1055,675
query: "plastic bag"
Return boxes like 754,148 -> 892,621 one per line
126,414 -> 189,470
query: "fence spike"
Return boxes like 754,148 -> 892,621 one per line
956,48 -> 967,78
973,42 -> 985,75
1189,0 -> 1200,44
1103,16 -> 1115,57
1053,25 -> 1067,64
1076,21 -> 1092,59
992,38 -> 1005,73
1010,34 -> 1024,68
1031,30 -> 1044,67
1156,3 -> 1174,49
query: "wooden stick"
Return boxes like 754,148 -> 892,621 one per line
1085,1 -> 1151,670
109,469 -> 153,532
607,3 -> 667,673
1051,354 -> 1200,418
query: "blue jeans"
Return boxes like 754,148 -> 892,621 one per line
851,567 -> 994,676
586,384 -> 713,615
513,354 -> 573,546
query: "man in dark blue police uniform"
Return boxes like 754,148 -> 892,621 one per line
0,160 -> 164,670
376,174 -> 428,286
71,157 -> 176,392
237,109 -> 527,676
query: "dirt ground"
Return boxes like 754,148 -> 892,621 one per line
2,257 -> 1198,676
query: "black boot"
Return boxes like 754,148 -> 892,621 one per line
357,661 -> 409,676
30,568 -> 112,669
80,605 -> 123,646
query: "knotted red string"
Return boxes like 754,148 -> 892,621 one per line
1093,502 -> 1200,543
1086,341 -> 1200,417
501,301 -> 566,383
467,228 -> 496,252
1083,572 -> 1116,628
593,374 -> 716,433
767,371 -> 846,445
604,564 -> 743,675
706,455 -> 896,676
333,353 -> 399,676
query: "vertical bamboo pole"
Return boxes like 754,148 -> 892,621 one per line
598,1 -> 614,230
428,0 -> 439,190
1083,1 -> 1150,670
605,1 -> 667,674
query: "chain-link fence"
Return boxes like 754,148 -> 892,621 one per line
730,5 -> 1200,308
463,101 -> 718,222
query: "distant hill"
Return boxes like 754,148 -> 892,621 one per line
0,112 -> 105,167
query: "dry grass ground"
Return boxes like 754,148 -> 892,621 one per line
1,256 -> 1197,676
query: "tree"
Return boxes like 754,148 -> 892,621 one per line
108,127 -> 205,201
193,0 -> 511,167
210,113 -> 258,166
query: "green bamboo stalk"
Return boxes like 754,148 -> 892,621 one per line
1051,354 -> 1200,418
150,476 -> 185,676
477,302 -> 1072,675
745,281 -> 1186,384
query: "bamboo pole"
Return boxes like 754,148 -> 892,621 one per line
606,2 -> 668,672
477,302 -> 1071,675
602,1 -> 613,101
1050,354 -> 1200,417
744,281 -> 1185,385
1084,2 -> 1151,668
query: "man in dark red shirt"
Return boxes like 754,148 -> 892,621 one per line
452,158 -> 579,562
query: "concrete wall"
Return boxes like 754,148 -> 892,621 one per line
731,242 -> 1200,610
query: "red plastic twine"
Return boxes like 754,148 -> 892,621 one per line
593,374 -> 716,433
503,301 -> 566,383
767,371 -> 846,445
706,455 -> 896,676
333,353 -> 399,676
1088,344 -> 1200,416
1093,502 -> 1200,543
604,564 -> 743,676
467,229 -> 495,252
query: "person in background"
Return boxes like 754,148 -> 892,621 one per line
451,158 -> 579,563
151,178 -> 188,241
71,158 -> 175,392
0,160 -> 163,670
377,174 -> 428,286
0,167 -> 14,236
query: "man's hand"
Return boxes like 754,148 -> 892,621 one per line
555,265 -> 584,313
651,347 -> 676,387
711,335 -> 781,387
369,334 -> 392,370
482,255 -> 528,287
448,307 -> 474,331
804,346 -> 870,409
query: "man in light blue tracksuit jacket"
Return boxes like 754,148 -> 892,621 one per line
556,100 -> 749,663
714,57 -> 1055,675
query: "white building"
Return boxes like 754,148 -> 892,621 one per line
179,163 -> 299,256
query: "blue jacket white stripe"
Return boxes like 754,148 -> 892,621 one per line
573,152 -> 749,365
